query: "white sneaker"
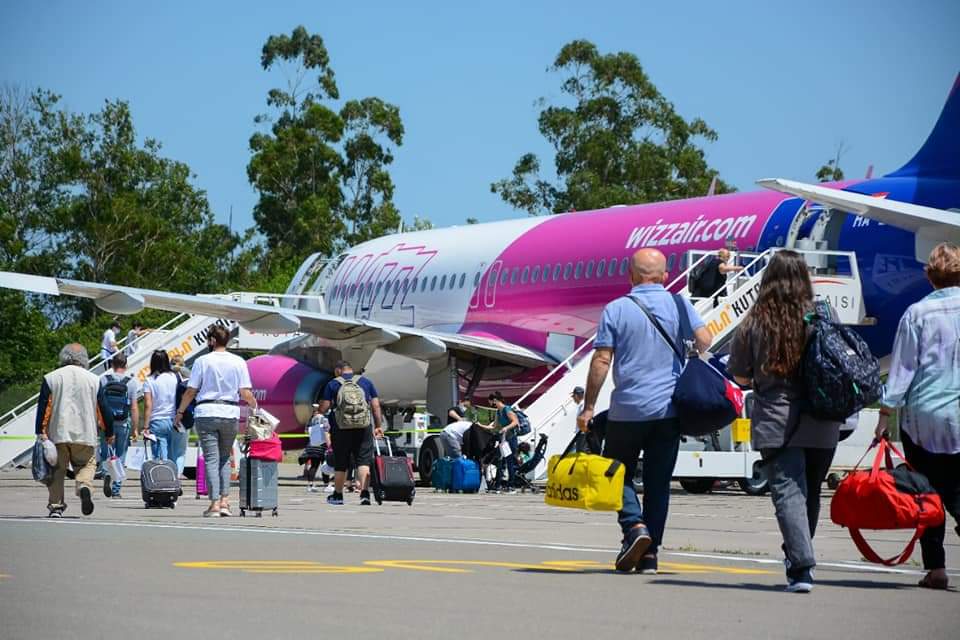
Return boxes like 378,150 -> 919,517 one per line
785,580 -> 813,593
323,485 -> 335,493
306,485 -> 318,493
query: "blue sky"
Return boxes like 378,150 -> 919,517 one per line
2,1 -> 958,234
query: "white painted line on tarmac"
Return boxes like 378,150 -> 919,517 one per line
1,516 -> 951,577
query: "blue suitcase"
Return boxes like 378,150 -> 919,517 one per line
451,457 -> 481,493
431,457 -> 453,491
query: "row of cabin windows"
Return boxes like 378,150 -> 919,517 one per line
329,253 -> 679,301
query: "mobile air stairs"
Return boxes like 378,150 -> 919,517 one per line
516,247 -> 869,494
0,313 -> 229,470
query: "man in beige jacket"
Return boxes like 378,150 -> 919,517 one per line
36,343 -> 109,517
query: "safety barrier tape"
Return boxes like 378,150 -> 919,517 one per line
0,427 -> 447,442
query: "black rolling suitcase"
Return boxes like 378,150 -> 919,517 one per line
140,442 -> 180,508
372,438 -> 415,505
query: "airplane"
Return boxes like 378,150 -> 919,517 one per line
2,73 -> 959,460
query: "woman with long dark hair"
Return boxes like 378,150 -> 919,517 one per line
727,250 -> 840,593
143,350 -> 182,468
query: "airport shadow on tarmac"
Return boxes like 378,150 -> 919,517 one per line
651,578 -> 918,591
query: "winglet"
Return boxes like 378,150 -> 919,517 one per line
888,73 -> 960,179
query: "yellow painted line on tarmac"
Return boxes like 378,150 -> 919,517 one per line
174,561 -> 381,574
174,558 -> 773,576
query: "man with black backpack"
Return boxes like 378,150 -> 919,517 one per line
98,353 -> 140,498
318,360 -> 383,506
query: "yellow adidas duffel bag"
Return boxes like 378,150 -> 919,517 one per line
544,434 -> 625,511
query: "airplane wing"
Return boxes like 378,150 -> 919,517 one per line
757,178 -> 960,262
0,273 -> 551,369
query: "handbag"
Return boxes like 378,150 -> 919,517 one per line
628,295 -> 743,436
831,438 -> 945,566
32,438 -> 54,485
248,434 -> 283,462
245,408 -> 279,440
125,442 -> 147,471
105,446 -> 126,484
544,433 -> 624,511
498,438 -> 513,458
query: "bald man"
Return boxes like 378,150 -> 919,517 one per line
577,249 -> 711,574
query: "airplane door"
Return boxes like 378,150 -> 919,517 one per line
483,260 -> 502,308
469,262 -> 486,310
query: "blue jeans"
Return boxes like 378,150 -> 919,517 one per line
149,418 -> 175,463
171,426 -> 188,477
496,433 -> 519,489
603,418 -> 680,553
99,421 -> 131,495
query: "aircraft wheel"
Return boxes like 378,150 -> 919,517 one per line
679,478 -> 716,494
417,436 -> 445,486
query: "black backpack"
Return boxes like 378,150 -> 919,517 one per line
801,301 -> 881,420
175,373 -> 196,429
99,374 -> 131,423
688,256 -> 719,297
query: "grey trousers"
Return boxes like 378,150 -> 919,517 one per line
761,446 -> 836,574
196,417 -> 238,499
440,433 -> 462,458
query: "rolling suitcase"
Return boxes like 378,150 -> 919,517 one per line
140,444 -> 179,508
451,457 -> 481,493
431,457 -> 453,492
195,452 -> 208,498
373,438 -> 415,505
239,455 -> 279,517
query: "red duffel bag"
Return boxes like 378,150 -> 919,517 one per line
248,434 -> 283,462
831,437 -> 945,566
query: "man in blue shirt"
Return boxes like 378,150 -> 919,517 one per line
578,249 -> 711,574
318,360 -> 383,505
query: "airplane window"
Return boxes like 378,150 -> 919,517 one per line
500,270 -> 509,286
607,259 -> 617,277
531,265 -> 540,284
376,282 -> 383,296
597,259 -> 606,277
459,273 -> 466,288
449,273 -> 456,288
402,280 -> 409,293
351,284 -> 357,297
411,277 -> 417,292
552,264 -> 562,281
520,266 -> 530,284
666,254 -> 676,272
421,277 -> 428,292
440,274 -> 447,290
563,263 -> 573,280
474,272 -> 481,287
574,262 -> 583,280
510,267 -> 518,285
488,270 -> 496,286
586,260 -> 594,279
431,275 -> 437,291
620,257 -> 629,275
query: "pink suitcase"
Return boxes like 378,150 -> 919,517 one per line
196,452 -> 208,497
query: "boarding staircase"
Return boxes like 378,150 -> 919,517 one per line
0,313 -> 222,470
517,248 -> 866,481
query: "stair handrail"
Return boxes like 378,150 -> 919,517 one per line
0,311 -> 190,428
690,248 -> 780,315
665,251 -> 716,294
515,334 -> 597,410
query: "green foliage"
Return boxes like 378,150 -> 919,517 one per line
407,215 -> 433,231
492,40 -> 733,215
465,217 -> 479,225
248,26 -> 404,267
816,142 -> 847,182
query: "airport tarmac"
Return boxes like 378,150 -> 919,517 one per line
0,465 -> 956,640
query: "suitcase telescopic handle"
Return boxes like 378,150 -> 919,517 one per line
373,435 -> 392,457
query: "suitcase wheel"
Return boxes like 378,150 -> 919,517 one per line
239,509 -> 245,517
375,490 -> 383,505
272,508 -> 278,517
256,511 -> 262,518
406,497 -> 414,506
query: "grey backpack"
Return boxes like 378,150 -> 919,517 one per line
335,376 -> 372,429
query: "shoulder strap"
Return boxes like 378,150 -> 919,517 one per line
334,376 -> 345,384
671,294 -> 693,342
625,296 -> 684,362
849,527 -> 925,566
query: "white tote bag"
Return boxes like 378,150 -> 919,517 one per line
106,447 -> 126,483
499,438 -> 513,458
125,443 -> 147,471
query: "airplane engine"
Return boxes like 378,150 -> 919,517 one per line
246,354 -> 330,447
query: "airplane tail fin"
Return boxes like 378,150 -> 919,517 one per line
887,73 -> 960,179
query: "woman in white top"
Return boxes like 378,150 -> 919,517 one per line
142,350 -> 183,469
177,325 -> 257,517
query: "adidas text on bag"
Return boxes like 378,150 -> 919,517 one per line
335,376 -> 372,430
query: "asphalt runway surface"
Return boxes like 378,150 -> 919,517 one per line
1,466 -> 957,640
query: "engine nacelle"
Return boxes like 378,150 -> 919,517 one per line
246,354 -> 329,446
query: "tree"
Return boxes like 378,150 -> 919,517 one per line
406,215 -> 433,231
248,26 -> 404,269
816,142 -> 847,182
465,217 -> 479,225
48,99 -> 241,323
492,40 -> 732,216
